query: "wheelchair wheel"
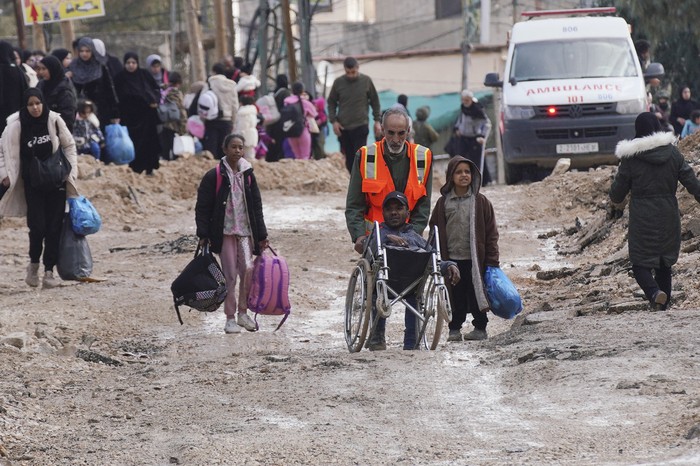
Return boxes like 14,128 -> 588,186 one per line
344,259 -> 372,352
418,280 -> 444,350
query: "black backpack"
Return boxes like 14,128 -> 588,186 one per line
279,100 -> 305,137
171,243 -> 227,324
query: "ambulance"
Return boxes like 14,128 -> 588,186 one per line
484,8 -> 663,184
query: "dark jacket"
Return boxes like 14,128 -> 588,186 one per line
429,157 -> 499,312
0,64 -> 28,134
38,77 -> 77,132
610,131 -> 700,268
73,67 -> 119,122
195,159 -> 267,255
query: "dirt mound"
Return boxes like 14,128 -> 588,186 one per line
73,153 -> 349,226
520,156 -> 700,313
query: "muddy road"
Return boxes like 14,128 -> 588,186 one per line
1,154 -> 699,465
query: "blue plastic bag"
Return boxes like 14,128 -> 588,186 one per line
484,266 -> 523,319
104,124 -> 135,165
68,196 -> 102,236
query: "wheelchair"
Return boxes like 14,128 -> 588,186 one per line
344,222 -> 452,352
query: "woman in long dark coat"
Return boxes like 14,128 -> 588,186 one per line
36,55 -> 77,132
0,41 -> 29,135
114,52 -> 162,175
669,86 -> 700,136
68,37 -> 119,127
610,112 -> 700,310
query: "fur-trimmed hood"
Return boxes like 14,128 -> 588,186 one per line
615,131 -> 677,162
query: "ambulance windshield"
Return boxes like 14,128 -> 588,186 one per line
510,39 -> 638,82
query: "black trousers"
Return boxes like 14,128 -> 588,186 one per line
449,259 -> 488,331
339,125 -> 369,173
24,183 -> 66,270
204,119 -> 233,160
632,264 -> 672,306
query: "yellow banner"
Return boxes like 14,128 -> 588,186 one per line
23,0 -> 105,25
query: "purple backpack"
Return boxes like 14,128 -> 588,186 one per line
247,246 -> 291,331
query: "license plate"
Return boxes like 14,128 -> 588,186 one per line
556,142 -> 599,154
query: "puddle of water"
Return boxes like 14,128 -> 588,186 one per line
505,228 -> 573,271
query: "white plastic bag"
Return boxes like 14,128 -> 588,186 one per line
173,134 -> 195,156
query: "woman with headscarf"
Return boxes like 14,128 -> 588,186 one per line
36,55 -> 77,132
610,112 -> 700,311
0,41 -> 29,135
0,88 -> 79,288
669,86 -> 700,136
68,37 -> 119,126
114,52 -> 162,175
50,48 -> 72,72
146,54 -> 168,89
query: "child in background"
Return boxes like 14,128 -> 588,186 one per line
194,134 -> 269,334
73,99 -> 105,160
235,63 -> 260,100
412,106 -> 439,148
160,71 -> 187,160
234,95 -> 260,161
429,156 -> 500,342
680,110 -> 700,139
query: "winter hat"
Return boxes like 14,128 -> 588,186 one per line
634,112 -> 661,139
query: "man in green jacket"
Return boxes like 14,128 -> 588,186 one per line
327,57 -> 382,173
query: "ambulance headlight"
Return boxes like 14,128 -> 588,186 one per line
504,105 -> 535,120
616,98 -> 646,114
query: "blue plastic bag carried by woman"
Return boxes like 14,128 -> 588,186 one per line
68,196 -> 102,236
104,124 -> 135,165
484,266 -> 523,319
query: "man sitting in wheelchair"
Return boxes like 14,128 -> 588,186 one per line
361,191 -> 460,350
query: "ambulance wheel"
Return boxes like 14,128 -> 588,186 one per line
345,259 -> 372,352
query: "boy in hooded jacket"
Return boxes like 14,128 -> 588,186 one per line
429,156 -> 500,341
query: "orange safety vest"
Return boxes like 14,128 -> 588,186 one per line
358,140 -> 431,232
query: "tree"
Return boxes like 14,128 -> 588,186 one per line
599,0 -> 700,98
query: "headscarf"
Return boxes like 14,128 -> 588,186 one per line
92,39 -> 108,65
634,112 -> 662,139
0,41 -> 15,66
115,52 -> 159,104
19,88 -> 52,162
146,54 -> 161,68
50,48 -> 70,64
69,37 -> 103,85
38,55 -> 65,96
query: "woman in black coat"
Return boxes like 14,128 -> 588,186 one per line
610,112 -> 700,310
669,86 -> 699,136
0,41 -> 29,135
36,55 -> 77,132
68,37 -> 119,127
114,52 -> 162,175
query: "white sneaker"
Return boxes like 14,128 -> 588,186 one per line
25,263 -> 40,287
42,270 -> 61,289
224,319 -> 241,334
237,313 -> 257,332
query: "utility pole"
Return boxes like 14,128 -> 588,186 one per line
59,21 -> 75,51
280,0 -> 298,82
170,0 -> 177,71
258,0 -> 269,94
213,0 -> 227,60
185,0 -> 206,82
32,23 -> 46,52
461,0 -> 471,91
297,0 -> 315,94
14,0 -> 26,50
480,0 -> 490,44
225,0 -> 235,59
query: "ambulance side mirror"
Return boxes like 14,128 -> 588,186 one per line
484,73 -> 503,88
